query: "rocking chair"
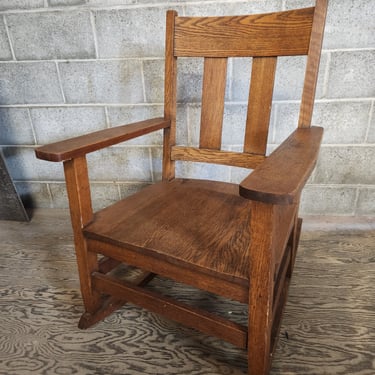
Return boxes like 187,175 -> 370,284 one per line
35,1 -> 328,373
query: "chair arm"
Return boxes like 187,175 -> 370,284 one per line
239,126 -> 323,205
35,117 -> 170,162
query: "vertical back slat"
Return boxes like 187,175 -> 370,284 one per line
199,57 -> 228,150
244,57 -> 277,155
298,0 -> 328,128
163,10 -> 178,180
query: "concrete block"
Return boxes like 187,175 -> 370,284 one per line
49,0 -> 87,6
313,146 -> 375,185
177,59 -> 204,103
300,185 -> 357,215
187,103 -> 249,147
59,60 -> 144,104
2,147 -> 64,181
52,182 -> 120,211
87,146 -> 152,182
274,54 -> 326,100
150,146 -> 163,182
7,11 -> 95,60
185,103 -> 200,146
94,7 -> 175,58
367,105 -> 375,143
143,58 -> 207,104
0,0 -> 43,11
230,164 -> 252,184
91,183 -> 120,211
313,101 -> 371,144
231,54 -> 326,101
0,62 -> 63,105
15,182 -> 52,208
119,182 -> 150,199
324,0 -> 375,49
176,160 -> 231,182
108,105 -> 163,145
284,0 -> 314,7
30,106 -> 106,144
143,59 -> 164,103
231,58 -> 252,102
185,0 -> 282,16
275,56 -> 306,100
176,104 -> 189,145
0,108 -> 34,145
47,183 -> 68,209
144,57 -> 228,104
0,18 -> 12,61
273,101 -> 371,144
326,50 -> 375,99
356,188 -> 375,215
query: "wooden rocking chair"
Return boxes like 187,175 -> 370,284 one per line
35,1 -> 328,373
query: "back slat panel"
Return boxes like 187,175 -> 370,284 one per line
244,57 -> 277,155
174,8 -> 314,57
200,57 -> 228,149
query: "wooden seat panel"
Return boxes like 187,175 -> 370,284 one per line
84,179 -> 252,285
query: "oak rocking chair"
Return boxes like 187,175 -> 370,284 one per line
36,1 -> 328,373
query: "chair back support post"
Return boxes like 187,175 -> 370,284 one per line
298,0 -> 328,128
163,10 -> 178,181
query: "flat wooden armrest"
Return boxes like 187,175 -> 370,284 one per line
35,117 -> 170,162
239,126 -> 323,205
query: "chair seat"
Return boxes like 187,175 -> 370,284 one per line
84,178 -> 252,288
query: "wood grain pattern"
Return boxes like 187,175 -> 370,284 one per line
247,201 -> 275,375
244,57 -> 277,155
174,8 -> 314,57
199,57 -> 227,149
35,117 -> 170,162
298,0 -> 328,128
93,272 -> 248,348
83,179 -> 252,286
171,146 -> 266,168
0,210 -> 374,375
163,10 -> 178,181
240,127 -> 323,204
63,156 -> 101,314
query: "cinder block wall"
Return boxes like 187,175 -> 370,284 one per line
0,0 -> 374,215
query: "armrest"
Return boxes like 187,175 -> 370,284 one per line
35,117 -> 170,162
239,126 -> 323,205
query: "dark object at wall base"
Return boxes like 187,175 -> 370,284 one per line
0,151 -> 29,222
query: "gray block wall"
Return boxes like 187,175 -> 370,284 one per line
0,0 -> 374,215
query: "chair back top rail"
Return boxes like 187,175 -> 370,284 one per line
174,8 -> 315,57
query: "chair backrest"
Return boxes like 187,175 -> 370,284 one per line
162,0 -> 328,181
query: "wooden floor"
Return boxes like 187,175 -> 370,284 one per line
0,209 -> 374,375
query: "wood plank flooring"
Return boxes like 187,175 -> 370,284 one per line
0,209 -> 374,375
